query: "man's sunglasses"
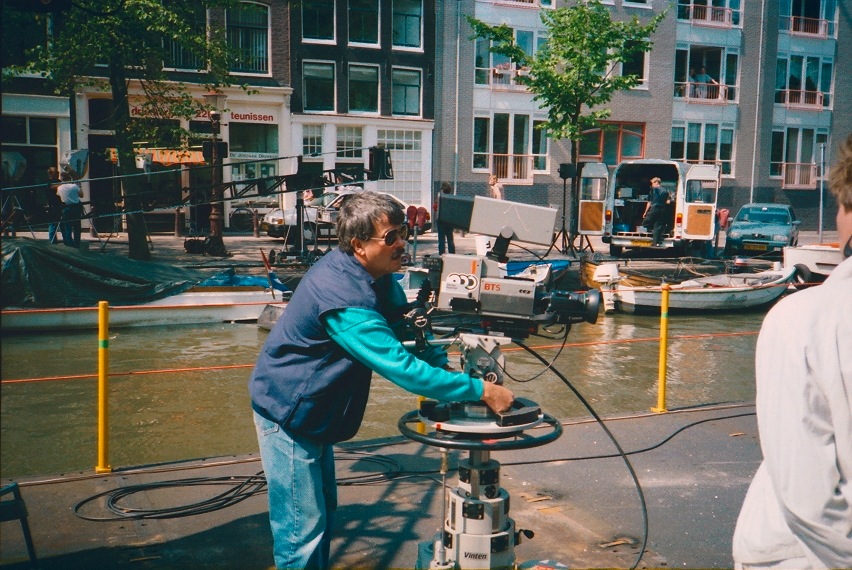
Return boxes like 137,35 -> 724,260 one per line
369,225 -> 408,246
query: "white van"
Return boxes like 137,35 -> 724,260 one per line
578,159 -> 720,256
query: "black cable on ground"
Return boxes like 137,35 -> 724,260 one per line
517,341 -> 649,570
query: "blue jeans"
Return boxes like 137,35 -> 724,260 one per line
254,411 -> 337,570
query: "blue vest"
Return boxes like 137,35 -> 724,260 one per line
249,248 -> 400,443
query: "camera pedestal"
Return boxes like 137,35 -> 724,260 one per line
398,400 -> 563,570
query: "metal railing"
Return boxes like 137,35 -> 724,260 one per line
491,154 -> 535,183
678,4 -> 736,28
478,65 -> 530,92
777,89 -> 825,110
785,15 -> 830,38
674,82 -> 729,104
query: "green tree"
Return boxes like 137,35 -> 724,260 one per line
7,1 -> 238,260
469,0 -> 665,246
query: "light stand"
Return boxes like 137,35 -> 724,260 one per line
552,163 -> 574,255
204,90 -> 227,256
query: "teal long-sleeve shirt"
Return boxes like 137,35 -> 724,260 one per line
322,307 -> 484,403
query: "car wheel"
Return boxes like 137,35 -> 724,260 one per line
609,245 -> 623,257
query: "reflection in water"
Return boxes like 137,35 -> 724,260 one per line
1,312 -> 763,479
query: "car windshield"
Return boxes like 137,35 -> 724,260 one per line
736,207 -> 790,224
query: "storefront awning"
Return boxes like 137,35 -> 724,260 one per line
108,148 -> 206,166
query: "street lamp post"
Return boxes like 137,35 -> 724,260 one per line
204,90 -> 227,255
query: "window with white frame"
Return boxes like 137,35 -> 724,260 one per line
376,129 -> 423,204
392,0 -> 421,49
303,0 -> 335,42
227,2 -> 269,74
770,127 -> 828,188
349,0 -> 379,45
677,0 -> 742,27
302,125 -> 324,157
778,0 -> 837,38
303,62 -> 336,112
474,29 -> 544,87
674,47 -> 739,102
473,113 -> 549,181
391,68 -> 421,116
620,40 -> 648,87
774,54 -> 833,108
336,126 -> 363,159
670,122 -> 734,176
348,64 -> 379,113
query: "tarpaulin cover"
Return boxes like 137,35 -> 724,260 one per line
2,238 -> 211,308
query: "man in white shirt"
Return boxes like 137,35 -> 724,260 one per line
732,135 -> 852,569
56,171 -> 84,248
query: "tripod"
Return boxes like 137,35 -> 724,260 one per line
1,189 -> 37,238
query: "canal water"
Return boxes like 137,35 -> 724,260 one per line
0,311 -> 762,479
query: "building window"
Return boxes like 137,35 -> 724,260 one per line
164,7 -> 206,71
303,62 -> 336,112
229,122 -> 279,202
228,2 -> 269,74
579,123 -> 645,166
532,121 -> 548,171
302,125 -> 324,157
303,0 -> 335,41
336,126 -> 363,159
475,29 -> 544,89
349,0 -> 379,44
770,127 -> 827,188
778,0 -> 836,38
674,47 -> 738,102
620,40 -> 648,87
0,116 -> 58,214
677,0 -> 742,27
775,54 -> 833,109
376,129 -> 423,204
391,68 -> 421,116
348,64 -> 379,113
392,0 -> 421,49
472,113 -> 548,181
670,122 -> 734,176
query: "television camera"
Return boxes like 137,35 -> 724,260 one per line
398,196 -> 600,569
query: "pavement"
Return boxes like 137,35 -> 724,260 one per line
1,403 -> 760,569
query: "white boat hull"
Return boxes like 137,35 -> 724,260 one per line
783,244 -> 841,281
1,290 -> 287,332
601,268 -> 796,314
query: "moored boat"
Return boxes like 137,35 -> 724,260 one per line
591,263 -> 796,314
783,243 -> 841,285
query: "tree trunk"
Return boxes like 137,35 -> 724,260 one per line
108,61 -> 151,261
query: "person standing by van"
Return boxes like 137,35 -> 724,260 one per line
642,177 -> 671,246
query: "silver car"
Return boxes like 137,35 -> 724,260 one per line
261,189 -> 431,244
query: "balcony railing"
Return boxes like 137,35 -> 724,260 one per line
780,15 -> 831,38
674,81 -> 729,104
782,162 -> 817,189
481,65 -> 531,92
492,154 -> 534,184
777,89 -> 825,110
679,4 -> 735,28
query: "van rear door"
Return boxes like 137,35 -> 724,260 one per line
578,162 -> 609,236
681,164 -> 720,240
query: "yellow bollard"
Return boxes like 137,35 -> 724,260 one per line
651,284 -> 670,414
417,395 -> 426,434
96,301 -> 112,473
